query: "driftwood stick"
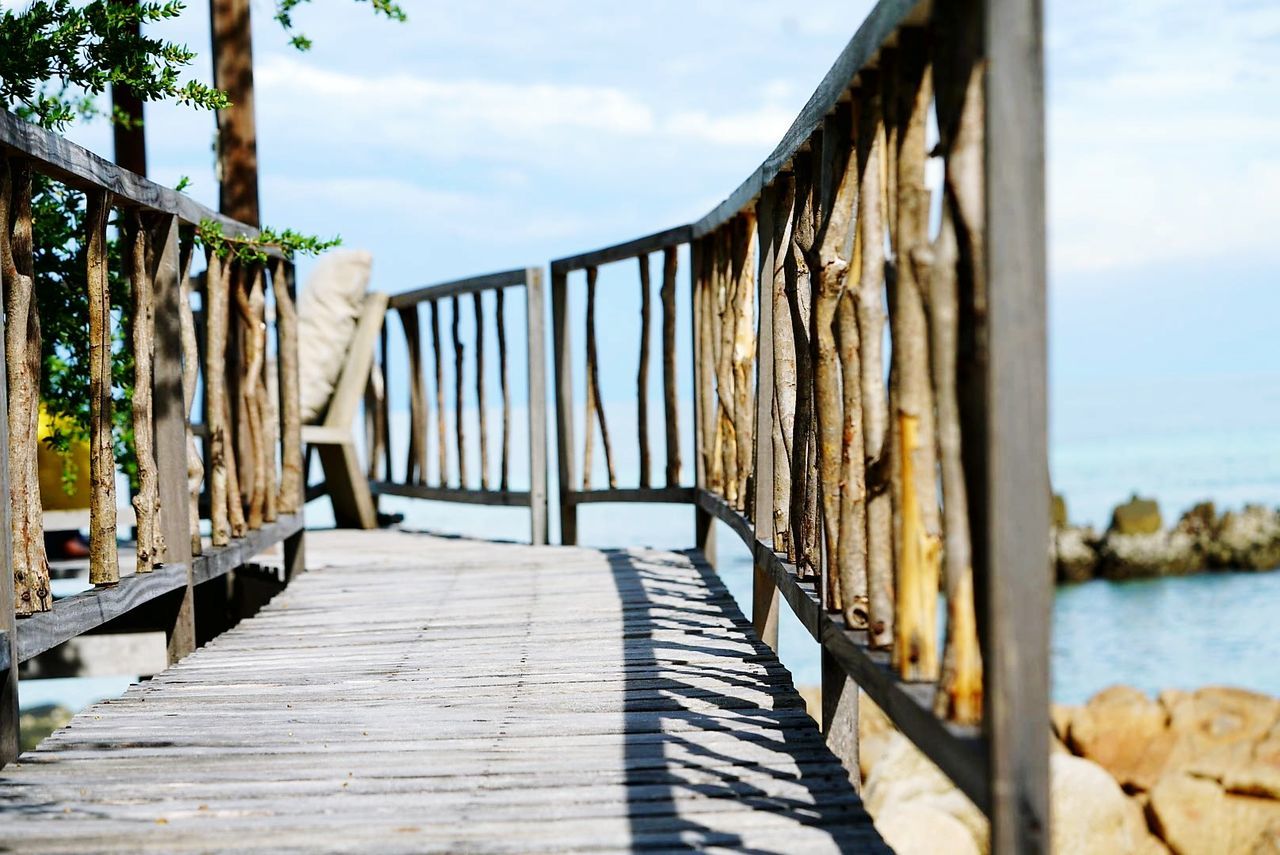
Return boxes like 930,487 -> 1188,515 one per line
232,265 -> 266,529
473,292 -> 488,490
637,255 -> 652,489
660,246 -> 680,487
206,252 -> 230,545
768,177 -> 796,552
86,190 -> 120,584
891,33 -> 941,682
787,152 -> 819,577
129,214 -> 163,571
451,296 -> 466,487
430,300 -> 447,487
2,159 -> 51,611
933,8 -> 986,724
399,305 -> 428,486
713,228 -> 737,504
178,231 -> 203,553
256,266 -> 276,523
271,259 -> 302,515
221,263 -> 247,539
694,240 -> 716,490
495,289 -> 510,491
583,266 -> 617,489
582,271 -> 597,489
854,80 -> 894,650
730,213 -> 757,515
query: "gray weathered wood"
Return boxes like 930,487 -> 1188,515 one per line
0,529 -> 886,852
751,187 -> 779,652
524,269 -> 549,545
369,482 -> 532,507
550,269 -> 577,544
0,174 -> 16,761
983,0 -> 1051,849
388,268 -> 530,309
563,487 -> 694,506
550,225 -> 692,275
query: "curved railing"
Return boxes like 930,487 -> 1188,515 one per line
549,0 -> 1049,849
0,109 -> 306,764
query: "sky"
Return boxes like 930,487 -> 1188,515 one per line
42,0 -> 1280,414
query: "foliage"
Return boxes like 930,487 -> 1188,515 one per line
196,219 -> 341,265
0,0 -> 226,131
273,0 -> 407,51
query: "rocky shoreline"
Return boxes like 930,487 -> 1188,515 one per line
846,685 -> 1280,854
1053,495 -> 1280,583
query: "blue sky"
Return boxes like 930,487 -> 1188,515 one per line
47,0 -> 1280,394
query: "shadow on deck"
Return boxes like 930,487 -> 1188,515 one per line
0,528 -> 886,853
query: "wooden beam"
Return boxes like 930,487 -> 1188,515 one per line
389,269 -> 530,309
0,172 -> 17,760
550,225 -> 692,275
524,268 -> 549,545
983,0 -> 1050,849
562,487 -> 694,506
210,0 -> 261,226
550,269 -> 576,544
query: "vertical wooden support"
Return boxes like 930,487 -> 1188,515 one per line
272,259 -> 305,579
399,306 -> 428,486
0,161 -> 19,764
822,647 -> 860,790
582,266 -> 616,490
450,296 -> 466,487
149,215 -> 196,662
495,290 -> 510,492
430,300 -> 448,488
659,246 -> 680,487
178,233 -> 203,555
984,0 -> 1050,848
550,269 -> 576,544
636,255 -> 651,489
379,317 -> 392,483
689,239 -> 715,567
206,253 -> 231,546
86,190 -> 120,585
2,159 -> 51,612
473,292 -> 488,490
524,269 -> 549,546
130,215 -> 162,571
751,188 -> 780,653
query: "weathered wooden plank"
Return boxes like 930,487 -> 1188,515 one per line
387,268 -> 529,309
523,268 -> 549,545
191,513 -> 305,585
550,225 -> 692,275
563,487 -> 694,506
369,482 -> 531,507
2,528 -> 883,851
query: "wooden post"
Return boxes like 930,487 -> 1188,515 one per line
550,269 -> 576,544
659,247 -> 680,488
0,164 -> 18,763
110,7 -> 147,177
983,0 -> 1050,849
210,0 -> 260,227
473,292 -> 487,490
636,255 -> 652,489
149,215 -> 197,662
86,190 -> 120,585
751,188 -> 779,653
689,239 -> 715,567
273,260 -> 305,580
524,269 -> 549,546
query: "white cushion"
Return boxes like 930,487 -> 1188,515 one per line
297,249 -> 373,423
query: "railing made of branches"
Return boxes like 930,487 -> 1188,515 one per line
368,269 -> 548,545
549,0 -> 1049,850
0,108 -> 307,766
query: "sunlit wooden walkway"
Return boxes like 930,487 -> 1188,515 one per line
0,529 -> 887,853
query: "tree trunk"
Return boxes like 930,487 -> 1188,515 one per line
129,215 -> 163,571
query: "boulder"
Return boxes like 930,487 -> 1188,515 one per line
1098,530 -> 1200,579
1056,526 -> 1100,582
1052,704 -> 1078,743
1051,753 -> 1169,855
1215,506 -> 1280,571
1068,685 -> 1173,792
1223,717 -> 1280,799
1164,687 -> 1280,783
1149,772 -> 1280,855
874,801 -> 981,855
1111,496 -> 1164,536
863,731 -> 989,853
1175,501 -> 1218,538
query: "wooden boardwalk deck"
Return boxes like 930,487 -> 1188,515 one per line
0,529 -> 887,853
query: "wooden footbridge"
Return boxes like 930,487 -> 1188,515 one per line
1,1 -> 1050,852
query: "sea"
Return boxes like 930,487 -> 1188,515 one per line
20,370 -> 1280,713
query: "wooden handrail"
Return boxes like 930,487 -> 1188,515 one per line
0,108 -> 307,766
371,268 -> 548,545
545,0 -> 1049,850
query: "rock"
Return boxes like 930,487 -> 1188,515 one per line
1052,704 -> 1078,743
1053,493 -> 1069,529
863,731 -> 989,853
1068,685 -> 1173,792
859,692 -> 893,781
1164,687 -> 1280,783
1224,718 -> 1280,799
1111,496 -> 1164,536
1176,502 -> 1218,538
1149,772 -> 1280,855
1098,530 -> 1200,579
1215,506 -> 1280,571
874,802 -> 981,855
1051,753 -> 1169,855
1056,526 -> 1100,582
